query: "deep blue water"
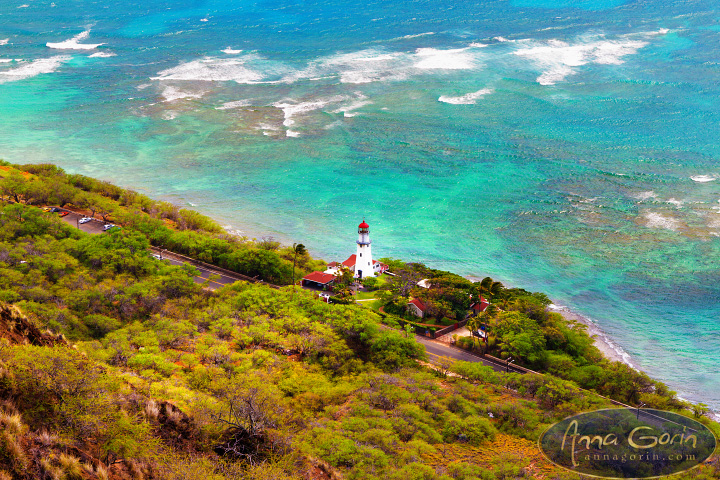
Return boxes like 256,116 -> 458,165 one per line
1,0 -> 720,410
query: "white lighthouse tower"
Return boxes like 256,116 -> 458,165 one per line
355,219 -> 373,279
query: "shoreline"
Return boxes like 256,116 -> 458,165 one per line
547,303 -> 632,366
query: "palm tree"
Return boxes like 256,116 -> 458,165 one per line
291,243 -> 306,287
479,276 -> 504,299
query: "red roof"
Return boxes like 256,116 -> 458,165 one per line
327,261 -> 339,267
472,296 -> 490,312
359,220 -> 369,229
302,271 -> 337,285
409,298 -> 427,312
342,254 -> 356,267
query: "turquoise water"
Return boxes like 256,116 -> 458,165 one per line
1,0 -> 720,409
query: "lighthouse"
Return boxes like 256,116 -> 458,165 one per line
355,219 -> 373,279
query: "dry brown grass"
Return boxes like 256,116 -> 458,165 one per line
0,430 -> 27,475
59,453 -> 83,480
145,399 -> 160,421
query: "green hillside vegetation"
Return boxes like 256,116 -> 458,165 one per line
0,162 -> 717,479
0,161 -> 325,285
376,261 -> 690,410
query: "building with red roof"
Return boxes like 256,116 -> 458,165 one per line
407,298 -> 428,318
301,271 -> 337,290
470,296 -> 490,315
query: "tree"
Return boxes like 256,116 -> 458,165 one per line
48,179 -> 77,208
362,276 -> 379,291
210,383 -> 287,464
493,311 -> 547,367
291,243 -> 306,286
0,170 -> 28,203
74,192 -> 97,217
478,276 -> 504,299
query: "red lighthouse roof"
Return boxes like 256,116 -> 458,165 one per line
359,220 -> 369,229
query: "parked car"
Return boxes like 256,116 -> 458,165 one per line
103,224 -> 116,231
58,211 -> 69,217
78,217 -> 92,224
151,253 -> 162,260
49,207 -> 61,213
42,207 -> 52,212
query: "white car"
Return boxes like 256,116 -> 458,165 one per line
102,224 -> 116,231
79,217 -> 92,224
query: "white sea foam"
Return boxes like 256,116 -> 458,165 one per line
493,36 -> 510,42
514,35 -> 649,85
17,4 -> 29,8
156,44 -> 485,87
0,59 -> 12,63
215,99 -> 252,110
438,88 -> 493,104
666,198 -> 683,208
398,32 -> 435,40
200,18 -> 209,22
642,211 -> 680,231
222,47 -> 242,54
153,55 -> 267,83
296,46 -> 480,84
273,96 -> 346,126
0,39 -> 8,46
257,122 -> 280,131
300,49 -> 412,84
632,190 -> 656,201
0,55 -> 70,83
161,85 -> 204,102
331,94 -> 371,116
414,47 -> 475,70
89,51 -> 116,58
690,174 -> 716,183
286,130 -> 300,137
47,30 -> 104,50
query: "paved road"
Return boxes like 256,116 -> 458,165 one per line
55,208 -> 247,290
414,335 -> 521,373
148,248 -> 243,290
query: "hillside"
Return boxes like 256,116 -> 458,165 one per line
0,161 -> 717,479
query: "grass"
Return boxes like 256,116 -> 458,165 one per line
354,290 -> 377,301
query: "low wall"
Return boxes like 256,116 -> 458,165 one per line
433,319 -> 468,338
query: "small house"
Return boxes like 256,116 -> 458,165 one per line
407,298 -> 427,318
301,271 -> 337,290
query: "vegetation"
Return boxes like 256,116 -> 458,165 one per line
0,161 -> 716,479
374,261 -> 691,410
0,161 -> 326,285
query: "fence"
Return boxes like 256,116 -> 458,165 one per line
432,319 -> 468,338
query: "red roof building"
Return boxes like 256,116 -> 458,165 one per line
302,271 -> 337,290
470,296 -> 490,314
407,298 -> 427,318
342,254 -> 357,268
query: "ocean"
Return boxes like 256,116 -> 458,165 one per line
1,0 -> 719,410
